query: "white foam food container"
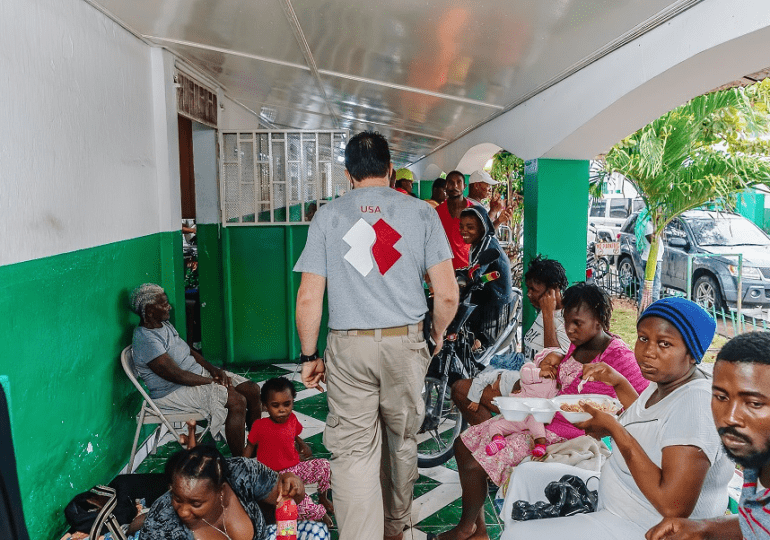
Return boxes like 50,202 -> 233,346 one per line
493,397 -> 558,423
551,394 -> 622,423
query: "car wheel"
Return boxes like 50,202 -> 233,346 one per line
617,256 -> 639,299
618,256 -> 636,285
693,275 -> 726,313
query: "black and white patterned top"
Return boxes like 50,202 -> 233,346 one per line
141,457 -> 278,540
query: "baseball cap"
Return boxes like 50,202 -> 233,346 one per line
395,168 -> 414,181
469,170 -> 499,185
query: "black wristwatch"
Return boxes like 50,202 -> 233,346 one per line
300,350 -> 320,363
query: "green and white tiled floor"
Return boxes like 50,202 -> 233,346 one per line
134,363 -> 504,540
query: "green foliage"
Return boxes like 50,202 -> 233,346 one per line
489,150 -> 524,221
489,150 -> 525,261
601,81 -> 770,310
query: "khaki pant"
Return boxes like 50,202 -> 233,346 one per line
323,325 -> 430,540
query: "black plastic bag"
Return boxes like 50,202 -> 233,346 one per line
511,474 -> 598,522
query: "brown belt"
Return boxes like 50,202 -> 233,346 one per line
331,321 -> 423,337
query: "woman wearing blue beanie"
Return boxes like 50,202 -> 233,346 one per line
505,298 -> 733,540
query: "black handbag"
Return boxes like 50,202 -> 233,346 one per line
511,474 -> 598,522
64,485 -> 133,539
64,472 -> 167,534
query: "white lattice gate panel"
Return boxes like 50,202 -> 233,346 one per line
220,130 -> 348,225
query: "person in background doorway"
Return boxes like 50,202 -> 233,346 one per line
306,202 -> 318,222
427,177 -> 447,209
182,219 -> 196,245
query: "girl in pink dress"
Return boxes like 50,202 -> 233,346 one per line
435,283 -> 649,540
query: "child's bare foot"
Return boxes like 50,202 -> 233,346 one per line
319,492 -> 335,515
180,420 -> 197,449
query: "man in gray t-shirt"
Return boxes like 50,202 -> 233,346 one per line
294,131 -> 458,540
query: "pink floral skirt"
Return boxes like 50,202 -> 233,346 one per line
460,421 -> 564,486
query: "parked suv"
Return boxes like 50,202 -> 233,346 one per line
588,196 -> 645,238
617,210 -> 770,310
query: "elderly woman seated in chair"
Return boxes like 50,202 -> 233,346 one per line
129,283 -> 261,456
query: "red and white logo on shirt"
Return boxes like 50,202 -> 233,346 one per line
343,218 -> 402,276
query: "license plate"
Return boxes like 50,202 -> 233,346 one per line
595,242 -> 620,256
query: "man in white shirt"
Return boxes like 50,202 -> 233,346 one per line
467,170 -> 512,228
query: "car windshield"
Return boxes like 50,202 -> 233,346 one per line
688,216 -> 770,246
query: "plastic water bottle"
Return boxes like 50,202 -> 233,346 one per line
276,499 -> 298,540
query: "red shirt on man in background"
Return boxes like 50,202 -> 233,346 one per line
436,171 -> 474,269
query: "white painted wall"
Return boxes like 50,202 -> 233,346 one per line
192,123 -> 219,225
411,0 -> 770,175
0,0 -> 180,267
219,95 -> 267,130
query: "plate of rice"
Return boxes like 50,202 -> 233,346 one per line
551,395 -> 622,423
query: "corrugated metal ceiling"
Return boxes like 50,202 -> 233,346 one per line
85,0 -> 701,166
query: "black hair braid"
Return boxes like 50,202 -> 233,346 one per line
166,445 -> 229,489
562,282 -> 613,331
525,255 -> 568,291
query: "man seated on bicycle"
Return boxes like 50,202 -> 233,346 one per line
458,206 -> 513,351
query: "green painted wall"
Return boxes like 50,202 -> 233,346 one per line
0,231 -> 183,540
197,223 -> 227,364
419,180 -> 433,201
523,159 -> 589,329
737,190 -> 765,230
216,225 -> 328,366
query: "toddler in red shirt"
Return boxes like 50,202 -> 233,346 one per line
245,377 -> 333,526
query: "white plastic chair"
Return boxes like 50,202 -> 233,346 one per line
120,346 -> 209,472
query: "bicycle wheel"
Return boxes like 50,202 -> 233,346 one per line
594,256 -> 610,280
417,376 -> 467,468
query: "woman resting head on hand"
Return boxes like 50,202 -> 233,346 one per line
508,297 -> 733,540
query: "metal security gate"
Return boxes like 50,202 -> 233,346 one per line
220,130 -> 348,225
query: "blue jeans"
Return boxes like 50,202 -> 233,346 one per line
638,260 -> 662,303
490,350 -> 526,371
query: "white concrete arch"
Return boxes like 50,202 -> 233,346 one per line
452,143 -> 503,176
421,163 -> 446,181
410,0 -> 770,177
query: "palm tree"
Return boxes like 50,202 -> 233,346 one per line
490,150 -> 525,281
603,86 -> 770,314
